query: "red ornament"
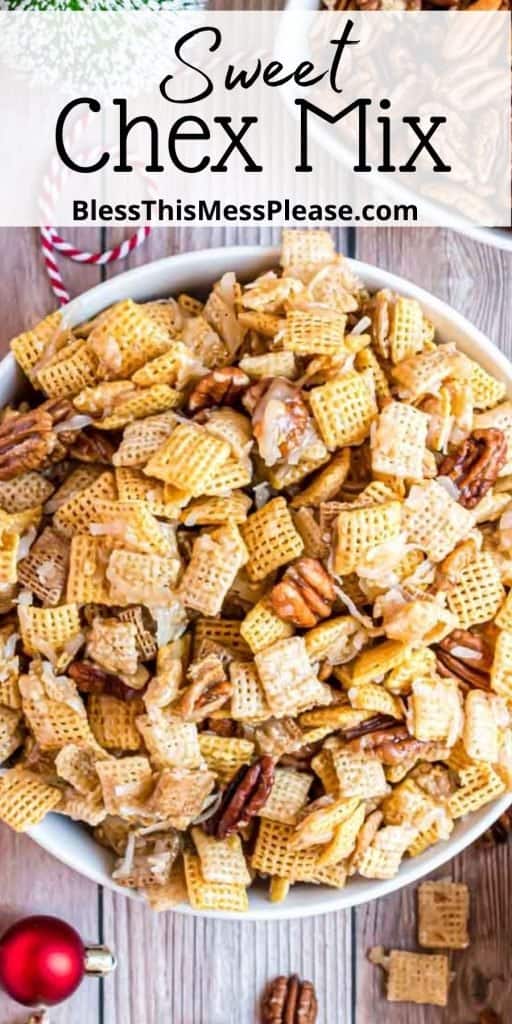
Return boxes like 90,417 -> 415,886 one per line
0,915 -> 84,1007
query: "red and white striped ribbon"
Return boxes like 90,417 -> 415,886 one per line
39,113 -> 152,305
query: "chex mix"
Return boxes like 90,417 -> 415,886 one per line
0,229 -> 511,913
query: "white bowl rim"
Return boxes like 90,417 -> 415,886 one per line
279,1 -> 512,253
4,242 -> 507,920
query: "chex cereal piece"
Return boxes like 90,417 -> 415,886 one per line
107,549 -> 180,606
55,743 -> 108,794
118,606 -> 157,661
280,309 -> 347,356
409,677 -> 463,746
255,636 -> 331,717
393,344 -> 471,403
115,467 -> 189,520
18,527 -> 69,605
447,552 -> 505,628
144,421 -> 230,495
0,473 -> 54,513
418,880 -> 470,949
280,228 -> 335,275
113,411 -> 177,468
305,616 -> 362,665
496,590 -> 512,632
292,795 -> 361,849
371,401 -> 428,480
148,768 -> 214,826
91,500 -> 173,558
88,695 -> 143,751
408,817 -> 454,858
333,499 -> 402,574
37,343 -> 99,398
389,297 -> 424,364
47,465 -> 102,512
251,819 -> 345,887
18,603 -> 81,657
88,299 -> 171,380
359,825 -> 416,880
403,480 -> 474,562
0,706 -> 22,763
449,764 -> 505,818
131,341 -> 195,388
491,629 -> 512,699
184,852 -> 249,913
180,492 -> 251,527
332,749 -> 388,800
469,360 -> 506,410
348,683 -> 403,720
463,690 -> 499,763
202,457 -> 253,495
194,619 -> 250,660
259,768 -> 313,825
0,531 -> 18,585
136,713 -> 202,770
53,471 -> 116,535
290,450 -> 351,507
96,756 -> 154,817
179,524 -> 247,617
66,535 -> 109,604
142,298 -> 181,336
240,597 -> 294,654
356,347 -> 391,405
230,661 -> 270,721
266,443 -> 330,491
10,310 -> 62,379
239,350 -> 296,378
386,950 -> 450,1006
0,766 -> 62,830
317,802 -> 365,866
349,640 -> 411,687
198,733 -> 254,784
192,828 -> 251,885
382,779 -> 440,832
19,667 -> 95,750
241,498 -> 304,582
309,371 -> 377,450
93,384 -> 179,431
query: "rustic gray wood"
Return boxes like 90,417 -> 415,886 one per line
0,226 -> 511,1024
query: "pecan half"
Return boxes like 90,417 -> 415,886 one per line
69,428 -> 115,464
340,713 -> 401,743
439,428 -> 507,508
244,377 -> 311,464
187,366 -> 250,412
68,660 -> 142,701
270,557 -> 335,628
261,975 -> 318,1024
435,629 -> 492,690
0,408 -> 56,480
479,1012 -> 502,1024
205,755 -> 275,840
348,724 -> 427,765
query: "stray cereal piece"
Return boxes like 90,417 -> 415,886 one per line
418,880 -> 470,950
380,949 -> 451,1007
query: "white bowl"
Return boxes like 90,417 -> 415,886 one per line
5,244 -> 508,919
280,0 -> 512,252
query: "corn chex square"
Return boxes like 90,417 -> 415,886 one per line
333,500 -> 402,575
371,401 -> 428,480
255,637 -> 331,717
241,498 -> 303,582
259,768 -> 313,825
184,852 -> 249,913
309,371 -> 377,450
332,748 -> 388,800
144,422 -> 230,495
386,950 -> 450,1006
192,828 -> 251,885
418,881 -> 470,950
403,480 -> 474,563
447,552 -> 505,628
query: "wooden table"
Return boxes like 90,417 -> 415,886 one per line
0,226 -> 511,1024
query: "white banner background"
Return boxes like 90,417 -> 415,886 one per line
0,10 -> 509,227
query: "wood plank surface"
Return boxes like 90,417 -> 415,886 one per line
0,226 -> 510,1024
